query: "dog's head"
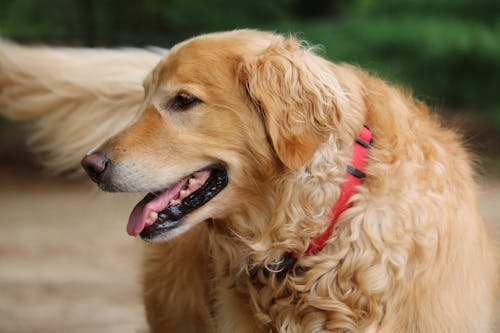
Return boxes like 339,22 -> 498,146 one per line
81,30 -> 348,242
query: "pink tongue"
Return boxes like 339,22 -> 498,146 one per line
127,177 -> 190,236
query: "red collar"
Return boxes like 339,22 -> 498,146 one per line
305,125 -> 373,255
279,126 -> 373,274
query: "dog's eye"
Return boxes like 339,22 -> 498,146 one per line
170,93 -> 201,111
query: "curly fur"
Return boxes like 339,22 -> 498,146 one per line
195,32 -> 496,332
1,31 -> 497,332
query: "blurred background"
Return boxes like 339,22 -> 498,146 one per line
2,0 -> 500,162
0,1 -> 499,332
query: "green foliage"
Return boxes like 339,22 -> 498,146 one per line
0,0 -> 81,41
0,0 -> 499,127
280,16 -> 500,112
142,0 -> 296,32
348,0 -> 500,24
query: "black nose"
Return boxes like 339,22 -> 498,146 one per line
81,151 -> 110,183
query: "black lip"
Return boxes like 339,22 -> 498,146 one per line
140,164 -> 228,241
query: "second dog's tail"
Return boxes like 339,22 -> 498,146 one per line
0,40 -> 163,175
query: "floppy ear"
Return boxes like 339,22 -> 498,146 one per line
239,38 -> 346,170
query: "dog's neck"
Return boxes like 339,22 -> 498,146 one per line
208,131 -> 359,281
202,68 -> 370,316
208,66 -> 368,281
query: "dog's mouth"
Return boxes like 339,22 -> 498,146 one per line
127,164 -> 228,242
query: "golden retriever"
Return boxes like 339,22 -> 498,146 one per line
2,30 -> 498,332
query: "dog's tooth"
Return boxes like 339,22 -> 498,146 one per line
179,189 -> 189,200
194,170 -> 211,184
188,178 -> 198,186
148,211 -> 158,221
170,199 -> 181,206
188,179 -> 201,192
146,211 -> 158,225
145,212 -> 157,225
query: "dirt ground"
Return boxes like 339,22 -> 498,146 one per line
0,172 -> 148,333
0,146 -> 499,332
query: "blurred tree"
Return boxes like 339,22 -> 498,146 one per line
143,0 -> 295,32
311,0 -> 500,121
0,0 -> 498,126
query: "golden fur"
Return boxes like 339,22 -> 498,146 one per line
0,40 -> 162,174
1,31 -> 497,332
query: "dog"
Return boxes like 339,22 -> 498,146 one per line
2,30 -> 497,332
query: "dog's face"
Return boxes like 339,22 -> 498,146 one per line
81,30 -> 346,242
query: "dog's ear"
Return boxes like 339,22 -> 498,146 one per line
239,38 -> 345,170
